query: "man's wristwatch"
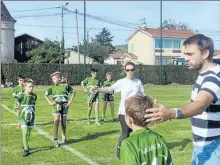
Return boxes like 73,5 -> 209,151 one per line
174,108 -> 183,119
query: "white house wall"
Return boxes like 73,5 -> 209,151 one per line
1,21 -> 15,62
64,51 -> 93,64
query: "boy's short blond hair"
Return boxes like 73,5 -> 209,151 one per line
125,94 -> 154,127
50,71 -> 60,77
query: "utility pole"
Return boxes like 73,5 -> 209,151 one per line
83,0 -> 86,78
61,5 -> 65,64
160,0 -> 163,85
87,29 -> 89,43
75,9 -> 81,64
61,2 -> 69,64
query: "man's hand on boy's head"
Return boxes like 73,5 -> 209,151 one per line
144,103 -> 174,124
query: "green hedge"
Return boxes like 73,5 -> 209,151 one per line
1,63 -> 198,85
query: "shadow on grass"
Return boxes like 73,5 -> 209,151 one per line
36,118 -> 120,126
29,145 -> 55,155
64,130 -> 119,145
35,118 -> 88,126
167,138 -> 192,151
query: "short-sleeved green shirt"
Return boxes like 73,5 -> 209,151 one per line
120,129 -> 173,165
82,77 -> 101,103
45,84 -> 75,114
17,92 -> 37,126
45,84 -> 75,102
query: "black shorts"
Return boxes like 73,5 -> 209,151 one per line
103,94 -> 114,102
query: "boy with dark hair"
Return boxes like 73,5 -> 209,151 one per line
81,68 -> 101,125
101,72 -> 116,122
45,71 -> 75,147
16,78 -> 37,157
120,94 -> 173,165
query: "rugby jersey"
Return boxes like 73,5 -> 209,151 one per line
191,64 -> 220,146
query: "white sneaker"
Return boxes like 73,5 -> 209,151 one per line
53,140 -> 59,147
95,122 -> 101,126
61,134 -> 67,143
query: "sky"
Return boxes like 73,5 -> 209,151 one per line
4,1 -> 220,49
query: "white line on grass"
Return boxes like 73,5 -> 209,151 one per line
1,104 -> 100,165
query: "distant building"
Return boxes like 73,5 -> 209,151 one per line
1,1 -> 16,62
64,50 -> 94,64
14,33 -> 43,62
127,27 -> 195,65
105,51 -> 138,65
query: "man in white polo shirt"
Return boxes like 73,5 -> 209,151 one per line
144,34 -> 220,165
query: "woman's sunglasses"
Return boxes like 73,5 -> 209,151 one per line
125,69 -> 135,72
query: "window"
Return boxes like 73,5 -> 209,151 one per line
155,49 -> 164,53
155,40 -> 160,48
117,61 -> 122,65
155,39 -> 181,49
173,40 -> 181,48
157,57 -> 172,65
163,40 -> 172,48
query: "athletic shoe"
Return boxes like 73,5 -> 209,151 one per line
53,140 -> 59,148
95,122 -> 101,126
21,145 -> 30,150
23,149 -> 30,157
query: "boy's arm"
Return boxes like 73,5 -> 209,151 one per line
81,78 -> 88,92
97,79 -> 121,93
12,86 -> 18,98
120,141 -> 137,165
45,89 -> 55,105
67,86 -> 76,107
16,94 -> 22,127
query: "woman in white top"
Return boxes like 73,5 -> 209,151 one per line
95,62 -> 145,158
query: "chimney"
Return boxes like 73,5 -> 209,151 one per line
141,18 -> 146,29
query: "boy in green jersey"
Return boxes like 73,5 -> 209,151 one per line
120,94 -> 173,165
101,72 -> 116,122
13,75 -> 25,111
45,71 -> 75,147
81,68 -> 101,125
16,78 -> 37,157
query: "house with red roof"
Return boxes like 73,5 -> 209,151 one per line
104,50 -> 139,65
127,26 -> 196,65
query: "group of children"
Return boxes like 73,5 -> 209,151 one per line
12,69 -> 173,165
13,72 -> 76,157
12,69 -> 116,157
81,68 -> 116,125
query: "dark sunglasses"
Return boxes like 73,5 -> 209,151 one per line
125,69 -> 135,72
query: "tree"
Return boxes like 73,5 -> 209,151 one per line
86,40 -> 111,64
72,40 -> 110,64
95,27 -> 115,53
161,19 -> 199,33
72,28 -> 115,64
26,38 -> 65,63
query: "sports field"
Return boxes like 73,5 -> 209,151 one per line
1,84 -> 193,165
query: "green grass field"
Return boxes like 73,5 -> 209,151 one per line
1,85 -> 194,165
